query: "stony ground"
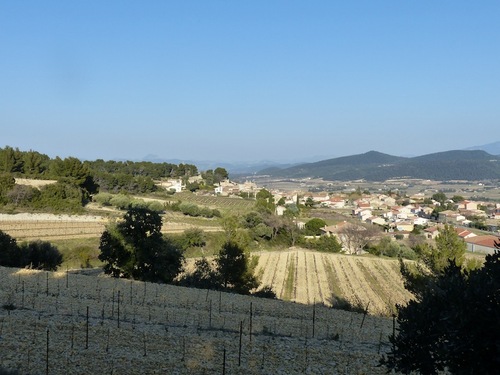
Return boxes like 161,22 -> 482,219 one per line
0,266 -> 396,374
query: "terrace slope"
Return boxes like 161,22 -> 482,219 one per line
0,266 -> 395,374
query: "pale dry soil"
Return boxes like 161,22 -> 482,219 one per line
0,266 -> 396,375
0,213 -> 221,241
253,249 -> 412,315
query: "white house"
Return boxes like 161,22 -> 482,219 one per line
159,179 -> 184,192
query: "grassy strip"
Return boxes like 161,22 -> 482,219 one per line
355,259 -> 386,300
322,255 -> 344,302
50,237 -> 102,269
282,254 -> 296,301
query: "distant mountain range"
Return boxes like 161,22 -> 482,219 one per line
465,141 -> 500,155
257,150 -> 500,181
141,154 -> 301,174
140,142 -> 500,177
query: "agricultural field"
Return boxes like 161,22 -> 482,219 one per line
0,213 -> 222,242
170,192 -> 256,215
253,249 -> 412,316
0,266 -> 396,374
0,212 -> 413,315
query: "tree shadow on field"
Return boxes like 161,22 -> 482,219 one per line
327,295 -> 366,314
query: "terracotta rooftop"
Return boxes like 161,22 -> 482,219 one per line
464,235 -> 500,249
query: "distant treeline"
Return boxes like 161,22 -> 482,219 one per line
0,146 -> 199,212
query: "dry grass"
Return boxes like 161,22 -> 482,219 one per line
0,265 -> 395,374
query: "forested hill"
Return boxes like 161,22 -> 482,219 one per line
258,150 -> 500,181
0,146 -> 200,205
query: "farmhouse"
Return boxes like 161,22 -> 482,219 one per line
464,235 -> 500,255
454,227 -> 477,240
424,226 -> 441,240
158,178 -> 184,192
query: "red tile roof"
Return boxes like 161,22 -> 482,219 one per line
464,235 -> 500,248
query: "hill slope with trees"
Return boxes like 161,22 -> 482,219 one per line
259,150 -> 500,181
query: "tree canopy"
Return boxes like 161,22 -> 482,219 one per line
401,224 -> 466,298
98,207 -> 184,283
0,231 -> 62,271
382,244 -> 500,374
305,218 -> 327,236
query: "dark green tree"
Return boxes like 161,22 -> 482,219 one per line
22,150 -> 49,175
401,224 -> 466,298
180,228 -> 206,249
242,211 -> 263,228
18,241 -> 63,271
0,231 -> 20,267
213,167 -> 228,183
305,218 -> 327,236
451,195 -> 465,203
33,182 -> 84,212
255,189 -> 275,214
98,207 -> 184,283
431,192 -> 447,205
0,174 -> 15,204
0,146 -> 24,173
382,244 -> 500,374
304,196 -> 315,207
0,231 -> 62,271
215,241 -> 258,293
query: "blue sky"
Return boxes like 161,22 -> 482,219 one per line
1,1 -> 499,163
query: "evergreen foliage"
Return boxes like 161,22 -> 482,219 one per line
382,218 -> 500,375
0,231 -> 62,271
382,245 -> 500,374
179,240 -> 259,295
304,218 -> 327,235
18,240 -> 63,271
214,241 -> 257,293
98,207 -> 184,283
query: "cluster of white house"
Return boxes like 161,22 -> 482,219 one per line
158,178 -> 260,195
271,191 -> 500,255
158,178 -> 500,255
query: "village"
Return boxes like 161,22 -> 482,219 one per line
162,176 -> 500,256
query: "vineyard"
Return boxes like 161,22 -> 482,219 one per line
171,192 -> 255,215
254,250 -> 412,316
0,213 -> 222,242
0,266 -> 396,374
0,213 -> 413,316
0,220 -> 107,241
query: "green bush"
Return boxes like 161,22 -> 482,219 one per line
18,241 -> 63,271
109,194 -> 132,209
93,192 -> 113,206
33,182 -> 84,213
147,200 -> 164,212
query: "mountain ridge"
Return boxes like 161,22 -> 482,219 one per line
257,149 -> 500,181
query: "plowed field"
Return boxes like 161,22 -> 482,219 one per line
254,249 -> 412,315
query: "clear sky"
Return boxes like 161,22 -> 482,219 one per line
1,1 -> 499,163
